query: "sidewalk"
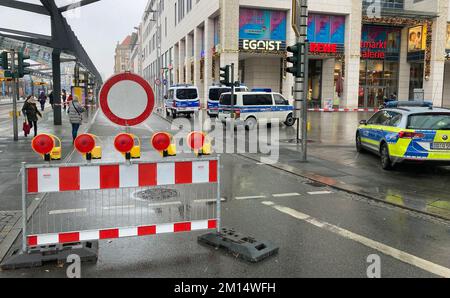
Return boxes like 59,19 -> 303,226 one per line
0,107 -> 98,261
243,144 -> 450,221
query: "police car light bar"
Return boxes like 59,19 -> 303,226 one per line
385,101 -> 433,109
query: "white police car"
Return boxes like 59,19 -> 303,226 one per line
165,85 -> 200,118
218,92 -> 295,130
207,85 -> 248,117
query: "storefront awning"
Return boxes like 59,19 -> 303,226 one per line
364,9 -> 438,21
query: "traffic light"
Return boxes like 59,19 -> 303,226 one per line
17,52 -> 31,78
220,65 -> 231,87
0,51 -> 8,70
286,43 -> 302,77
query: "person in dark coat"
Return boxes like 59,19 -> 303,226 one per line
38,91 -> 47,111
62,89 -> 67,110
22,96 -> 42,137
48,91 -> 54,109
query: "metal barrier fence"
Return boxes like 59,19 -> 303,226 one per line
20,157 -> 220,252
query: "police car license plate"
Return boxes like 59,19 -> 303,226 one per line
431,143 -> 450,150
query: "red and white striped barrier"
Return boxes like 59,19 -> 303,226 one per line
308,108 -> 379,113
26,160 -> 218,193
28,219 -> 217,247
21,157 -> 221,251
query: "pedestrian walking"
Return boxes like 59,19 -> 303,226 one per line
22,96 -> 42,137
38,91 -> 47,111
48,91 -> 54,109
62,89 -> 67,110
68,96 -> 86,143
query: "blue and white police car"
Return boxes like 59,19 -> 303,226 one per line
218,92 -> 295,130
207,85 -> 248,117
165,84 -> 200,119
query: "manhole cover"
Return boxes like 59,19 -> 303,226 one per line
132,188 -> 179,202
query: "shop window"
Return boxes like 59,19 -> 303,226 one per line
409,63 -> 424,99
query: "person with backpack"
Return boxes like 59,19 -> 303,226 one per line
67,96 -> 86,143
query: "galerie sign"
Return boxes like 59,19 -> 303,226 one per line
241,39 -> 284,51
361,40 -> 388,59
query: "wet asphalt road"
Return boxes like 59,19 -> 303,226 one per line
0,111 -> 449,278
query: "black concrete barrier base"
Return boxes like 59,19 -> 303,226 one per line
0,241 -> 98,270
198,228 -> 279,263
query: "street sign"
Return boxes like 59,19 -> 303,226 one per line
100,72 -> 155,127
163,79 -> 168,85
291,0 -> 301,38
155,78 -> 161,86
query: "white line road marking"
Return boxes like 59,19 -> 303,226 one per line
273,193 -> 301,198
148,201 -> 182,208
308,191 -> 333,195
235,195 -> 267,200
264,202 -> 450,278
49,208 -> 87,215
103,205 -> 135,210
143,122 -> 155,133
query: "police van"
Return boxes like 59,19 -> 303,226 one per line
207,85 -> 248,117
164,84 -> 200,118
218,92 -> 295,130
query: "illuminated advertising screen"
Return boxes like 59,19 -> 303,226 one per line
447,24 -> 450,50
239,8 -> 287,52
408,26 -> 426,52
239,8 -> 287,41
361,25 -> 401,60
307,14 -> 345,44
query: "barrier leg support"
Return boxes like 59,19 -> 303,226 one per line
1,242 -> 99,270
198,228 -> 279,263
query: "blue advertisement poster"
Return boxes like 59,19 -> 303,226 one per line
239,8 -> 287,41
308,14 -> 345,44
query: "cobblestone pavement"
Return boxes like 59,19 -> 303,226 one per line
0,211 -> 21,244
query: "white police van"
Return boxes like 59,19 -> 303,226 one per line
218,92 -> 295,130
164,84 -> 200,118
207,85 -> 249,117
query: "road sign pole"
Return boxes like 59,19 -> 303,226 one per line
11,49 -> 19,141
230,63 -> 235,119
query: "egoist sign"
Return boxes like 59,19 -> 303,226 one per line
241,39 -> 285,52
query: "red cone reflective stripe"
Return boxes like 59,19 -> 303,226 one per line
27,168 -> 38,193
174,222 -> 192,233
99,229 -> 119,240
59,167 -> 80,191
175,162 -> 193,184
100,165 -> 120,189
59,232 -> 80,244
209,160 -> 218,182
27,220 -> 217,246
138,163 -> 157,187
137,225 -> 156,236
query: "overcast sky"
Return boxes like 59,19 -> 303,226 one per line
0,0 -> 148,80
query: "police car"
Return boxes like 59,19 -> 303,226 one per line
207,85 -> 248,117
218,91 -> 295,130
165,84 -> 200,118
356,101 -> 450,170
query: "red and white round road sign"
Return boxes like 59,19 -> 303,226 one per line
100,73 -> 155,127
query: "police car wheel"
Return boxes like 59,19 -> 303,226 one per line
285,114 -> 295,127
381,144 -> 393,170
245,117 -> 257,130
187,113 -> 192,119
356,134 -> 365,153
